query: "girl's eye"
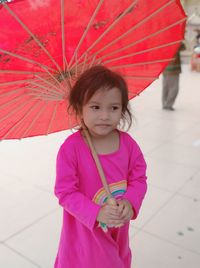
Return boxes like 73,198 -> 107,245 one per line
112,106 -> 119,110
90,105 -> 100,110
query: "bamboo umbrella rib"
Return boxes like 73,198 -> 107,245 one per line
0,97 -> 33,123
65,73 -> 72,85
0,48 -> 56,72
0,70 -> 43,75
58,71 -> 72,92
61,0 -> 68,71
28,89 -> 63,101
0,73 -> 65,95
0,94 -> 26,110
127,90 -> 132,95
35,74 -> 66,94
27,85 -> 63,99
102,40 -> 183,65
128,91 -> 140,97
29,94 -> 63,101
72,0 -> 184,69
68,0 -> 105,67
124,75 -> 158,80
89,55 -> 97,68
74,53 -> 87,78
0,70 -> 65,93
0,88 -> 26,98
111,58 -> 175,69
31,77 -> 62,92
30,81 -> 64,98
96,59 -> 102,65
2,101 -> 41,140
20,102 -> 48,139
28,86 -> 63,100
98,0 -> 178,53
0,78 -> 63,99
88,58 -> 103,68
46,102 -> 58,135
0,78 -> 36,87
98,18 -> 186,63
0,56 -> 67,95
81,53 -> 88,74
69,0 -> 138,69
0,81 -> 62,102
3,3 -> 64,75
95,0 -> 177,56
39,68 -> 68,93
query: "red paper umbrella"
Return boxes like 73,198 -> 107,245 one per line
0,0 -> 186,140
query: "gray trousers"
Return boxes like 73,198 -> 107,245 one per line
162,74 -> 179,108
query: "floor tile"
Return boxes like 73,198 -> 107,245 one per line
130,134 -> 164,155
6,209 -> 62,268
179,171 -> 200,199
133,185 -> 173,228
0,180 -> 58,241
0,131 -> 70,192
132,117 -> 196,143
130,231 -> 200,268
143,194 -> 200,254
0,171 -> 21,187
173,125 -> 200,147
146,157 -> 198,192
0,244 -> 40,268
147,142 -> 200,168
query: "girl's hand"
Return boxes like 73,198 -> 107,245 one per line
116,199 -> 134,224
96,203 -> 124,226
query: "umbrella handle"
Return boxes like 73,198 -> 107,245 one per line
81,122 -> 116,205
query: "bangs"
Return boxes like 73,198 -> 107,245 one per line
83,80 -> 122,105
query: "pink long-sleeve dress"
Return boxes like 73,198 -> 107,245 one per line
54,130 -> 147,268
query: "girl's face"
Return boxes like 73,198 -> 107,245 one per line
81,87 -> 122,138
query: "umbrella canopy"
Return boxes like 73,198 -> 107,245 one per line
0,0 -> 186,140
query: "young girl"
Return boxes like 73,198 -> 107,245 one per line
54,66 -> 147,268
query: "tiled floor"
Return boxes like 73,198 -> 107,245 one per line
0,64 -> 200,267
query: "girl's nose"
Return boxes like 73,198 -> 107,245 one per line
99,110 -> 109,120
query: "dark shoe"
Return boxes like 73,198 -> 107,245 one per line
163,107 -> 175,111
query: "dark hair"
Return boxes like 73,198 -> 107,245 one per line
68,65 -> 132,130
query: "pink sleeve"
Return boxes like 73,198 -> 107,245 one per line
123,140 -> 147,220
54,142 -> 101,230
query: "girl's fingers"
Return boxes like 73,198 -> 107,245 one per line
118,201 -> 133,222
97,201 -> 133,225
105,204 -> 121,216
114,223 -> 124,228
97,205 -> 121,223
120,206 -> 129,218
117,203 -> 124,215
122,209 -> 133,222
107,219 -> 124,226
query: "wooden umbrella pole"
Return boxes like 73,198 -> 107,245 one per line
82,123 -> 116,206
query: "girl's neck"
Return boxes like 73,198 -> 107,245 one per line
82,129 -> 120,155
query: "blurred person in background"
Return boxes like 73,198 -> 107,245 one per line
162,43 -> 185,111
191,33 -> 200,72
